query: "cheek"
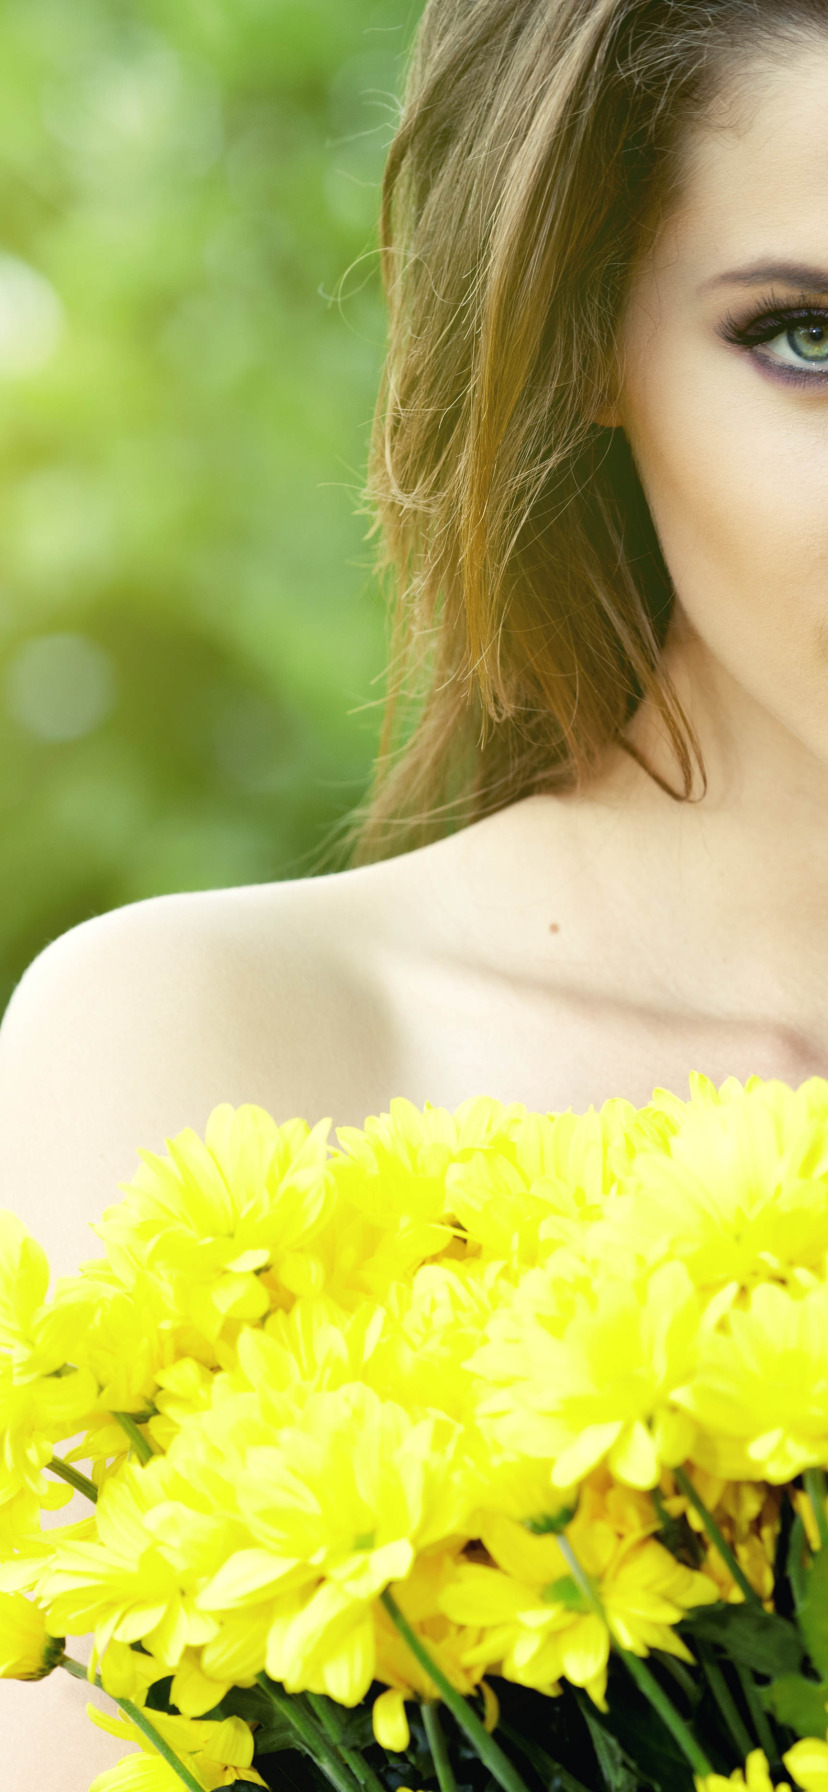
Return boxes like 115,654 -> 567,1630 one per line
622,335 -> 828,708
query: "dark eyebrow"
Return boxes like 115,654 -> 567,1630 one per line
702,260 -> 828,293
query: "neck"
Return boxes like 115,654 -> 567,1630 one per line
579,623 -> 828,1046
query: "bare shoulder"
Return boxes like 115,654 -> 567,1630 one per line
0,797 -> 586,1277
0,838 -> 476,1272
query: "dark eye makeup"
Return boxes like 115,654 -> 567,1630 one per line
718,291 -> 828,386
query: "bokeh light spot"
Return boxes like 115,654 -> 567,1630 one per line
5,633 -> 118,742
0,254 -> 64,379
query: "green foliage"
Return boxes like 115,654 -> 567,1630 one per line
680,1602 -> 803,1678
762,1673 -> 828,1739
800,1545 -> 828,1680
575,1697 -> 639,1792
0,0 -> 412,1007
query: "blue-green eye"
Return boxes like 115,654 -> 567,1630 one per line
770,321 -> 828,365
720,302 -> 828,377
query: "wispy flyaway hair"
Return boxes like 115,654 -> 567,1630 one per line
353,0 -> 828,859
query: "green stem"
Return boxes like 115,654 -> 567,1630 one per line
555,1535 -> 603,1612
657,1653 -> 699,1707
699,1650 -> 754,1761
804,1469 -> 828,1550
619,1650 -> 713,1776
674,1466 -> 759,1605
423,1700 -> 459,1792
651,1487 -> 703,1567
306,1692 -> 386,1792
735,1662 -> 776,1762
46,1456 -> 98,1503
115,1412 -> 154,1465
788,1511 -> 809,1611
380,1591 -> 532,1792
61,1658 -> 204,1792
556,1535 -> 713,1778
256,1675 -> 361,1792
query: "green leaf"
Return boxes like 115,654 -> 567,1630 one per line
207,1685 -> 303,1755
680,1602 -> 803,1676
144,1676 -> 177,1714
762,1674 -> 828,1738
497,1720 -> 593,1792
801,1547 -> 828,1680
576,1694 -> 640,1792
655,1653 -> 701,1708
302,1692 -> 374,1753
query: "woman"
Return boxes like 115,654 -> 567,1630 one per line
4,0 -> 828,1780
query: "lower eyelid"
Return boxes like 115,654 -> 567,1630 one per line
751,347 -> 828,386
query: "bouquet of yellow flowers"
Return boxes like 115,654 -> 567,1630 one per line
4,1073 -> 828,1792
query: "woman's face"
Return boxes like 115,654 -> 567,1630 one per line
615,37 -> 828,763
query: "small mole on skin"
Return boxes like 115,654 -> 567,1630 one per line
548,922 -> 560,934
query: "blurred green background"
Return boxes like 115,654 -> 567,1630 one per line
0,0 -> 413,1012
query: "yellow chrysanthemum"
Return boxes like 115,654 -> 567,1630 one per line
678,1280 -> 828,1481
365,1261 -> 502,1423
445,1101 -> 640,1269
0,1356 -> 97,1506
146,1356 -> 218,1455
696,1747 -> 787,1792
37,1459 -> 220,1665
216,1297 -> 387,1432
198,1384 -> 468,1601
472,1259 -> 699,1488
87,1704 -> 266,1791
326,1097 -> 550,1300
0,1212 -> 100,1513
95,1105 -> 334,1337
0,1484 -> 73,1564
10,1074 -> 828,1792
626,1076 -> 828,1292
0,1588 -> 62,1678
439,1481 -> 717,1708
185,1383 -> 472,1702
334,1097 -> 522,1230
0,1210 -> 83,1377
59,1273 -> 215,1430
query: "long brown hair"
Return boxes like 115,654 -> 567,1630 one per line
352,0 -> 827,862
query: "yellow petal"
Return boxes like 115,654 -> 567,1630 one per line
439,1566 -> 530,1627
196,1550 -> 302,1611
480,1681 -> 500,1733
201,1715 -> 256,1768
373,1688 -> 410,1751
552,1424 -> 622,1488
609,1422 -> 659,1490
171,1654 -> 231,1718
320,1615 -> 376,1706
480,1515 -> 565,1584
0,1590 -> 51,1679
784,1739 -> 828,1792
559,1615 -> 608,1687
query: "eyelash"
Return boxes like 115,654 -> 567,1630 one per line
719,294 -> 828,384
